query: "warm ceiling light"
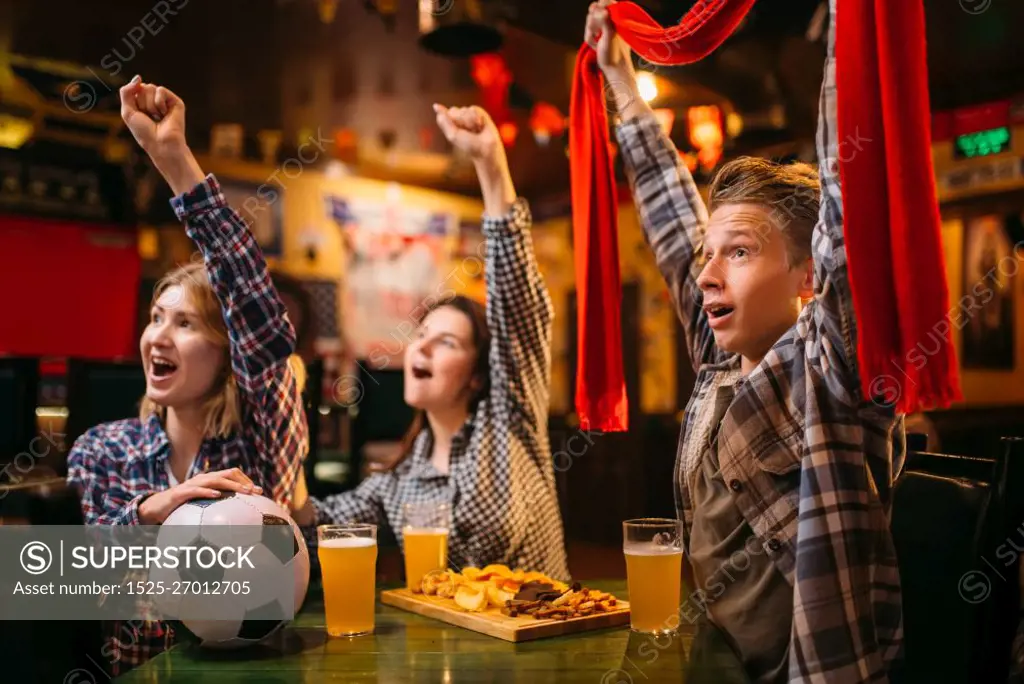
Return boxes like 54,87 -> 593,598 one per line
0,115 -> 33,148
637,72 -> 658,103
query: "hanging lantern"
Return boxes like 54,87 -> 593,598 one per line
498,121 -> 518,147
470,53 -> 509,89
335,128 -> 357,149
333,128 -> 358,163
652,108 -> 675,137
529,102 -> 565,147
470,53 -> 512,126
419,0 -> 502,57
688,105 -> 724,170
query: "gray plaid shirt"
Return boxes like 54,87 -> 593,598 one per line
615,2 -> 904,680
312,198 -> 571,582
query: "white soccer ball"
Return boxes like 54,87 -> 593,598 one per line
149,492 -> 310,649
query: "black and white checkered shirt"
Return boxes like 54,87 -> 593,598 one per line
310,198 -> 571,581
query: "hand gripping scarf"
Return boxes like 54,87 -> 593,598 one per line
569,0 -> 960,431
569,0 -> 756,431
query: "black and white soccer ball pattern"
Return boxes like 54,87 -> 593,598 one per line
149,492 -> 310,649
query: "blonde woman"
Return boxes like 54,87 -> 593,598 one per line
65,75 -> 308,674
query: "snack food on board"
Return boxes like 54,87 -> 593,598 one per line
412,564 -> 620,620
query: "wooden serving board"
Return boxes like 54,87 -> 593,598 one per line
380,588 -> 630,642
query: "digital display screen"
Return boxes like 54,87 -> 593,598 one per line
955,127 -> 1012,159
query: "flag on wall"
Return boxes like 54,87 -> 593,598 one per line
326,192 -> 458,369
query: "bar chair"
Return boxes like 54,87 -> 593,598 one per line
891,436 -> 1024,683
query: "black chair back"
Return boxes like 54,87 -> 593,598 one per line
64,359 -> 146,455
891,437 -> 1023,683
0,357 -> 39,471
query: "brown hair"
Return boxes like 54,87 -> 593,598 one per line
707,156 -> 820,266
387,294 -> 491,471
139,260 -> 306,439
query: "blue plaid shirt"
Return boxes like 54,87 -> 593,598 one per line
66,174 -> 308,675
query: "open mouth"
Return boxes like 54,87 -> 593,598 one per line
705,305 -> 735,320
151,358 -> 178,378
411,366 -> 433,380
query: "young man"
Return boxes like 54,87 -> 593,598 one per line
586,1 -> 904,682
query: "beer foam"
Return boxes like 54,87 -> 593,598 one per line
402,526 -> 450,536
320,536 -> 377,549
623,541 -> 682,556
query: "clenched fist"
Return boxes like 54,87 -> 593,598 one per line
585,0 -> 634,78
584,0 -> 646,119
433,103 -> 516,217
120,75 -> 186,157
433,104 -> 503,167
119,75 -> 204,196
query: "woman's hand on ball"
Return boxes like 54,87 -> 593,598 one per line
139,468 -> 263,525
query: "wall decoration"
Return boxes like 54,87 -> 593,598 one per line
220,180 -> 284,258
962,214 -> 1016,370
326,193 -> 458,369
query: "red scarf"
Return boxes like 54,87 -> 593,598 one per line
570,0 -> 960,430
569,0 -> 756,431
836,0 -> 961,412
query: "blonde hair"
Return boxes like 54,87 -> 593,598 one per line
139,260 -> 307,439
708,157 -> 820,266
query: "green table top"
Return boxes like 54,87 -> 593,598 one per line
118,580 -> 750,683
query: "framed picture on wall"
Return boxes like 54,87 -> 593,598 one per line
961,214 -> 1016,370
219,181 -> 284,258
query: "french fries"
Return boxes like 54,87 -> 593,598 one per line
410,564 -> 620,619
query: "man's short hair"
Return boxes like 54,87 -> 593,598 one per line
707,157 -> 821,266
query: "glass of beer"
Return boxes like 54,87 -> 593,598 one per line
623,518 -> 683,635
402,501 -> 450,592
317,523 -> 378,637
